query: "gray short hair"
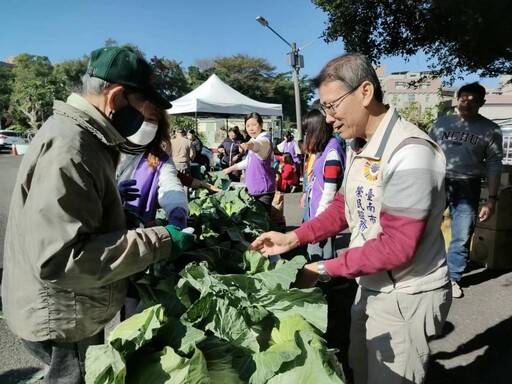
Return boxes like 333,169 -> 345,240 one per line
311,53 -> 383,103
79,73 -> 112,96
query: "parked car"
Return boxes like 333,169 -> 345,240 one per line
0,130 -> 25,150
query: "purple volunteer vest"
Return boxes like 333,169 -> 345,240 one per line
125,153 -> 169,224
245,132 -> 276,195
305,137 -> 345,220
282,140 -> 300,164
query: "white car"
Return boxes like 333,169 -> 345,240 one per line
0,130 -> 25,150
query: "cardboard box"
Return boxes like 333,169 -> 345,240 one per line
477,187 -> 512,231
470,226 -> 512,269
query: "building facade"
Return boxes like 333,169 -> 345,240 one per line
379,66 -> 455,114
379,66 -> 512,124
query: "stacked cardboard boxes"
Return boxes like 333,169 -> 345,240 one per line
470,185 -> 512,269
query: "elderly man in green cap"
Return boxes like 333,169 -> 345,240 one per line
1,47 -> 194,383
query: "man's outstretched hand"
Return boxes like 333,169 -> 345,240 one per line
249,231 -> 300,257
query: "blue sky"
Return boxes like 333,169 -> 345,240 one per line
1,0 -> 495,87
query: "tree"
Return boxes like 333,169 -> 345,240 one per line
0,65 -> 14,128
271,72 -> 312,127
211,55 -> 275,101
150,57 -> 191,101
312,0 -> 512,82
53,56 -> 89,98
10,54 -> 63,130
398,101 -> 438,132
186,65 -> 212,89
169,115 -> 197,132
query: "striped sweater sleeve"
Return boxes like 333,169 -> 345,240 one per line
325,140 -> 445,278
316,149 -> 343,216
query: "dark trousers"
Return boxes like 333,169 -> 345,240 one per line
22,332 -> 103,384
254,192 -> 275,214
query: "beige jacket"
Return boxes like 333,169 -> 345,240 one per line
170,135 -> 196,165
1,94 -> 172,342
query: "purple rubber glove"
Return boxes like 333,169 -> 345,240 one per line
118,179 -> 140,202
168,207 -> 188,229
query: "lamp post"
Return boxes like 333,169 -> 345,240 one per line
256,16 -> 303,139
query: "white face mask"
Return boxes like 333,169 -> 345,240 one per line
126,121 -> 158,146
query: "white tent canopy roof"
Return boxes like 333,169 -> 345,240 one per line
167,74 -> 282,117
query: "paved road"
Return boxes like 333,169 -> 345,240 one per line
1,151 -> 511,383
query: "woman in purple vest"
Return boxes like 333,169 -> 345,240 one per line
117,108 -> 189,229
223,112 -> 276,213
277,130 -> 303,180
301,109 -> 345,261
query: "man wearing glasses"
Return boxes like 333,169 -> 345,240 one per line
251,53 -> 451,384
429,82 -> 503,299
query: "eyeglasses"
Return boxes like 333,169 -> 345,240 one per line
318,83 -> 362,116
457,95 -> 482,104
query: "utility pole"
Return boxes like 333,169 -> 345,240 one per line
256,16 -> 304,139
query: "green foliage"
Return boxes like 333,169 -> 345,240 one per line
169,115 -> 197,132
85,254 -> 344,383
312,0 -> 512,82
0,65 -> 14,127
1,45 -> 312,131
5,124 -> 29,132
398,101 -> 438,132
85,173 -> 345,382
10,53 -> 63,130
271,72 -> 312,125
155,178 -> 275,276
186,65 -> 212,89
53,56 -> 89,97
212,54 -> 276,101
150,57 -> 191,101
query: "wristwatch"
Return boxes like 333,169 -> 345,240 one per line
317,261 -> 331,283
488,195 -> 499,201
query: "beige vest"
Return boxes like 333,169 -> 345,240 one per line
343,108 -> 449,293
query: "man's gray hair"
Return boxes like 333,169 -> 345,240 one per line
80,73 -> 112,96
311,53 -> 383,103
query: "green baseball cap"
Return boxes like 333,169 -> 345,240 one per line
87,47 -> 172,109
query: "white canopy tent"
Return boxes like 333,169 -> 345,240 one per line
167,74 -> 282,117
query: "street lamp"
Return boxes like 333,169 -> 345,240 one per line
256,16 -> 304,139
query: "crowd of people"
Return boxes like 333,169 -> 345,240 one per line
1,46 -> 503,384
